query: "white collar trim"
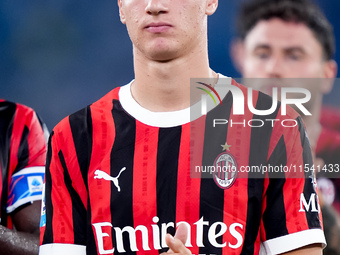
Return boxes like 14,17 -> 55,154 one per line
119,74 -> 231,127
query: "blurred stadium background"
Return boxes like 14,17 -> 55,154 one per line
1,0 -> 339,130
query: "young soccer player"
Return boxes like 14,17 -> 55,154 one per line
40,0 -> 325,254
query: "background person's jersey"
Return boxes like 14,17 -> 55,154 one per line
39,77 -> 325,255
317,106 -> 340,166
0,99 -> 47,229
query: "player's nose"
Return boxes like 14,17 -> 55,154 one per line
145,0 -> 169,15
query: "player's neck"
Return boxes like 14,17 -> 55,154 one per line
131,46 -> 216,112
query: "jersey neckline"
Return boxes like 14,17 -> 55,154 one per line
119,74 -> 231,128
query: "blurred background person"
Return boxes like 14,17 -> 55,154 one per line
0,99 -> 48,254
231,0 -> 340,254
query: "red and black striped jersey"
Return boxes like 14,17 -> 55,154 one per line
0,99 -> 47,229
39,76 -> 325,255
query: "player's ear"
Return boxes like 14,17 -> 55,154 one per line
321,60 -> 337,94
230,38 -> 245,74
118,0 -> 126,24
206,0 -> 218,16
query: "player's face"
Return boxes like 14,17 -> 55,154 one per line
118,0 -> 218,61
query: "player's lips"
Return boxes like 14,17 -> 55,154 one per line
145,22 -> 172,33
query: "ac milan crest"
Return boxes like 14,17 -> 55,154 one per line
212,143 -> 238,189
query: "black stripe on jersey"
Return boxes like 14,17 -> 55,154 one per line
110,100 -> 136,255
298,117 -> 321,229
266,135 -> 287,175
0,101 -> 16,178
15,125 -> 29,173
156,126 -> 181,253
43,132 -> 54,244
69,107 -> 93,190
241,92 -> 280,255
249,92 -> 281,172
87,197 -> 97,253
0,101 -> 16,227
263,136 -> 288,240
36,113 -> 45,128
199,92 -> 233,255
83,106 -> 96,252
59,150 -> 87,245
36,113 -> 49,144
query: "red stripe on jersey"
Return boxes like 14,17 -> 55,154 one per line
176,123 -> 200,255
6,218 -> 13,229
8,105 -> 25,176
40,226 -> 46,245
190,115 -> 205,179
6,104 -> 26,226
222,88 -> 254,254
133,121 -> 158,254
89,98 -> 116,253
284,178 -> 307,233
49,123 -> 74,244
25,108 -> 47,168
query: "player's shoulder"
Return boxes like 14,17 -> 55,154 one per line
0,99 -> 36,116
230,78 -> 272,105
230,79 -> 300,121
91,86 -> 121,111
53,86 -> 123,135
230,78 -> 248,94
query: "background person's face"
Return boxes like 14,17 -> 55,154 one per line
237,18 -> 336,113
241,18 -> 327,79
118,0 -> 216,62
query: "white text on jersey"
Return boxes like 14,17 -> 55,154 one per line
93,216 -> 244,254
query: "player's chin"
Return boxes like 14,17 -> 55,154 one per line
148,49 -> 179,62
143,40 -> 179,60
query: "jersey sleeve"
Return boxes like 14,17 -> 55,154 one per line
260,116 -> 326,254
39,117 -> 87,255
7,167 -> 45,213
6,104 -> 48,214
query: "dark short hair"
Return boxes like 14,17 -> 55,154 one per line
236,0 -> 335,60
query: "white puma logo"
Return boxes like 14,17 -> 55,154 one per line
94,167 -> 126,192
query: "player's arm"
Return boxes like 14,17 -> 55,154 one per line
282,244 -> 322,255
261,116 -> 326,254
40,118 -> 87,255
0,201 -> 41,255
